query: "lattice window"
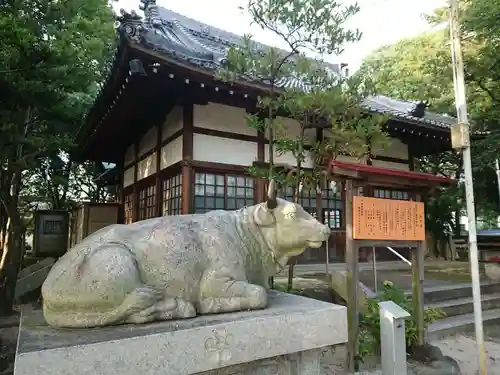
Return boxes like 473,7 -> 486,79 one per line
322,187 -> 343,229
138,184 -> 156,220
43,220 -> 63,235
195,172 -> 254,213
280,186 -> 316,214
278,184 -> 343,229
374,188 -> 409,201
162,174 -> 182,216
124,192 -> 134,224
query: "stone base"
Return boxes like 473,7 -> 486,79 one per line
14,292 -> 347,375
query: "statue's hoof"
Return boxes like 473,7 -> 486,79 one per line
248,285 -> 267,309
177,299 -> 196,318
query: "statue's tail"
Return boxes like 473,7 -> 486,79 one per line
43,286 -> 164,328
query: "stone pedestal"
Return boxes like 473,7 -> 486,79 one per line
14,292 -> 347,375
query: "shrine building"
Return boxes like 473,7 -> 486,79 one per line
75,0 -> 454,262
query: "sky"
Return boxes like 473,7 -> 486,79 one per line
114,0 -> 447,71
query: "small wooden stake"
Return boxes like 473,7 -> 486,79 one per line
345,179 -> 359,371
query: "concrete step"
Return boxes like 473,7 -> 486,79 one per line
406,281 -> 500,303
426,307 -> 500,340
426,292 -> 500,317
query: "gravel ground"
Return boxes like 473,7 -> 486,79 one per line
320,334 -> 500,375
433,334 -> 500,374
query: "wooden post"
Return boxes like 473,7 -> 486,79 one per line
412,193 -> 425,346
412,240 -> 425,346
181,102 -> 194,214
345,179 -> 359,372
132,142 -> 139,222
155,124 -> 163,218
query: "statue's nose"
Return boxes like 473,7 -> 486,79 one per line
322,225 -> 331,237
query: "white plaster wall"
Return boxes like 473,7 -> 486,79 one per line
137,153 -> 157,180
275,116 -> 315,145
162,106 -> 183,140
372,159 -> 409,171
262,116 -> 316,168
123,166 -> 135,187
138,126 -> 157,156
373,138 -> 408,160
193,133 -> 258,166
194,103 -> 257,136
264,148 -> 314,168
161,135 -> 183,169
124,144 -> 135,166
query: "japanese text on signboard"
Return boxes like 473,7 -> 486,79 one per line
352,196 -> 425,241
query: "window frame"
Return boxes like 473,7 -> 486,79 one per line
193,170 -> 256,213
138,183 -> 157,221
373,187 -> 410,201
162,173 -> 182,216
278,184 -> 343,229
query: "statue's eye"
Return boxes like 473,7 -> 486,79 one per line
285,212 -> 296,220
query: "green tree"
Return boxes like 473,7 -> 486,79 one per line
0,0 -> 116,315
219,0 -> 389,292
356,3 -> 500,255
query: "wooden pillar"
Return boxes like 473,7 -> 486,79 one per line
181,102 -> 194,214
116,161 -> 125,224
132,142 -> 139,222
155,124 -> 163,217
412,192 -> 425,345
345,179 -> 359,372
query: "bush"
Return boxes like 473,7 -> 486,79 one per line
357,280 -> 445,362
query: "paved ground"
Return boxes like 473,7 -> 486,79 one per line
278,261 -> 474,293
359,269 -> 458,292
280,260 -> 470,277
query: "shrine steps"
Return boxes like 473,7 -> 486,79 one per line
412,281 -> 500,340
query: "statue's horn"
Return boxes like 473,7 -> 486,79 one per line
266,179 -> 278,210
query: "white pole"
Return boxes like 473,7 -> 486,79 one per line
449,1 -> 487,374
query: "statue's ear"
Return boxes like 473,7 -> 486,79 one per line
253,204 -> 275,227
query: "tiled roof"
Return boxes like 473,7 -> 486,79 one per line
362,96 -> 455,129
116,0 -> 454,130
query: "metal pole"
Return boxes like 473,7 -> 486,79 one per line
449,1 -> 487,374
372,246 -> 378,293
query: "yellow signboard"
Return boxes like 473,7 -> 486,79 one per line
352,196 -> 425,241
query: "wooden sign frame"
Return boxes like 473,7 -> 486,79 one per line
352,196 -> 425,241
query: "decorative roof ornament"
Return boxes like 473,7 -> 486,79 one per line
139,0 -> 156,14
115,8 -> 143,42
409,100 -> 428,118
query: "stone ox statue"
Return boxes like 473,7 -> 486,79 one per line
42,188 -> 330,328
